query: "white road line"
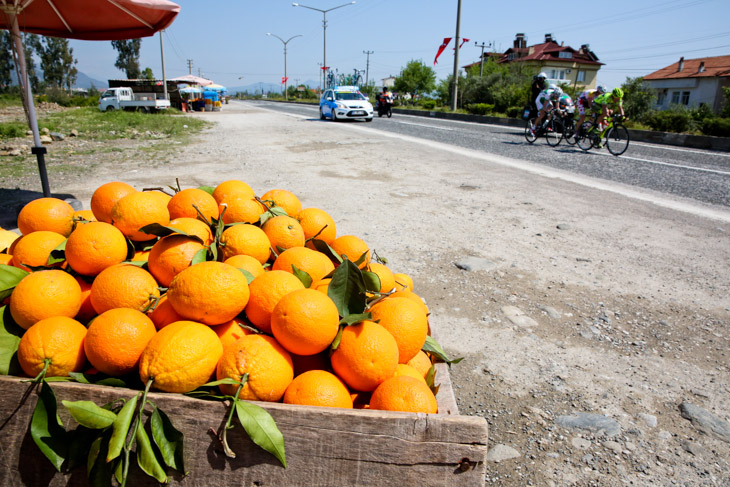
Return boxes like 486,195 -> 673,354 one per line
393,120 -> 456,131
631,141 -> 730,157
606,153 -> 730,176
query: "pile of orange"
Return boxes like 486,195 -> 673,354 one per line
1,180 -> 439,414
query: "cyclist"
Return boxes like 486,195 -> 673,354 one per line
573,85 -> 607,139
590,87 -> 625,147
528,72 -> 548,114
531,85 -> 562,136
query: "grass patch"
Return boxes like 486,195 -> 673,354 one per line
0,94 -> 23,109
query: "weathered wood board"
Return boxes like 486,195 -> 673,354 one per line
0,364 -> 487,486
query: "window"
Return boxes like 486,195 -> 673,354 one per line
681,91 -> 690,105
508,52 -> 516,61
559,51 -> 572,59
656,91 -> 665,106
671,91 -> 680,104
549,69 -> 566,80
576,71 -> 586,82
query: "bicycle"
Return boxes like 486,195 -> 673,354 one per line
558,108 -> 577,146
576,113 -> 630,156
524,108 -> 563,146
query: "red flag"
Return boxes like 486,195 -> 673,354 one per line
433,37 -> 452,65
459,38 -> 470,49
281,76 -> 289,84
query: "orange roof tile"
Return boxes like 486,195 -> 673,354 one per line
644,55 -> 730,80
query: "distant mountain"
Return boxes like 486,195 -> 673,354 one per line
228,80 -> 320,94
74,72 -> 107,90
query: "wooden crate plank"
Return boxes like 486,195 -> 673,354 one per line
0,376 -> 487,486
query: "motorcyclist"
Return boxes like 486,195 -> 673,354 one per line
377,87 -> 394,116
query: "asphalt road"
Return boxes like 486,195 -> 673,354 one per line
248,100 -> 730,209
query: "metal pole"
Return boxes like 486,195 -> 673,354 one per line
363,50 -> 373,87
475,41 -> 490,77
450,0 -> 462,111
284,43 -> 288,99
160,31 -> 168,100
322,12 -> 327,82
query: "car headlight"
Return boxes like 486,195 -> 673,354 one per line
336,102 -> 347,109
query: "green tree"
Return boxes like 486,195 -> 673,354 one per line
111,39 -> 141,79
0,31 -> 12,90
394,60 -> 436,95
721,87 -> 730,118
620,76 -> 654,121
461,58 -> 530,112
141,67 -> 155,80
30,35 -> 77,91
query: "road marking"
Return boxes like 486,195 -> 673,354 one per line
631,141 -> 730,157
392,120 -> 456,131
607,153 -> 730,176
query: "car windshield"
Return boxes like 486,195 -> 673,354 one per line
335,92 -> 365,101
101,91 -> 115,98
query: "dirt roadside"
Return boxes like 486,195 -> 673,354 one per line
3,102 -> 730,486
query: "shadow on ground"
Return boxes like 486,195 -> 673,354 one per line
0,188 -> 79,230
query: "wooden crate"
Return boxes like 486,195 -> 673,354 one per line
0,364 -> 487,486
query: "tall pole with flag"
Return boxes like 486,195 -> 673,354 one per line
451,0 -> 462,111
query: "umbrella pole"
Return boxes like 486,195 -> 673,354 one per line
10,14 -> 51,197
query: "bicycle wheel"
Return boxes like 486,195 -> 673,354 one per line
564,120 -> 577,145
545,118 -> 563,147
524,118 -> 537,144
606,124 -> 630,156
576,122 -> 594,151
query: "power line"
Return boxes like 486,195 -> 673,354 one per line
602,44 -> 730,62
599,31 -> 730,55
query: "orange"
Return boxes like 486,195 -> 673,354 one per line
311,278 -> 331,295
139,320 -> 223,393
220,197 -> 267,225
219,223 -> 271,264
90,264 -> 160,314
212,179 -> 256,205
213,318 -> 252,350
65,221 -> 128,276
271,288 -> 340,356
407,350 -> 433,379
271,247 -> 334,283
167,261 -> 249,325
369,297 -> 428,364
10,270 -> 82,330
297,207 -> 337,247
283,370 -> 353,408
111,191 -> 170,241
90,181 -> 136,223
262,215 -> 305,256
17,197 -> 75,236
74,275 -> 96,324
330,320 -> 398,392
167,188 -> 219,222
147,294 -> 184,330
17,316 -> 87,378
168,217 -> 214,246
393,272 -> 414,292
260,188 -> 302,217
291,351 -> 329,377
370,375 -> 438,414
11,231 -> 66,271
368,262 -> 395,293
216,334 -> 293,402
84,308 -> 156,376
72,209 -> 97,223
148,235 -> 206,287
244,270 -> 305,334
0,254 -> 12,265
131,250 -> 150,262
330,235 -> 370,269
394,363 -> 427,384
387,290 -> 429,315
0,229 -> 20,252
223,254 -> 266,279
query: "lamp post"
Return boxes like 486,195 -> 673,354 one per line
267,33 -> 302,100
292,1 -> 356,91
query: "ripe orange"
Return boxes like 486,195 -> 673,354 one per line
244,270 -> 304,334
262,215 -> 305,256
271,288 -> 340,356
74,275 -> 96,324
220,197 -> 266,225
139,320 -> 223,393
297,207 -> 337,247
393,272 -> 414,292
406,350 -> 433,379
219,223 -> 271,264
167,261 -> 249,325
311,278 -> 331,295
213,318 -> 252,350
223,254 -> 266,279
90,264 -> 160,315
147,235 -> 206,287
369,297 -> 428,364
65,222 -> 128,276
394,364 -> 427,384
0,254 -> 12,265
146,294 -> 184,329
283,370 -> 353,409
370,375 -> 438,414
0,229 -> 20,252
90,181 -> 136,223
111,191 -> 170,241
271,247 -> 334,283
17,197 -> 75,236
17,316 -> 87,378
11,231 -> 66,272
168,217 -> 214,246
73,209 -> 97,222
131,250 -> 150,262
167,188 -> 219,222
260,189 -> 302,217
330,320 -> 398,392
216,334 -> 293,402
368,262 -> 395,293
84,308 -> 157,376
387,290 -> 429,315
212,179 -> 256,205
10,270 -> 82,329
330,235 -> 370,269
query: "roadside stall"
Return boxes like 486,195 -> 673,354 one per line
179,86 -> 204,112
203,89 -> 220,111
205,83 -> 228,109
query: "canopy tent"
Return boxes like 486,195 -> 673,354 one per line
204,83 -> 227,93
170,74 -> 214,86
0,0 -> 180,197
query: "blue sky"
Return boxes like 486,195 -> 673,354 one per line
67,0 -> 730,92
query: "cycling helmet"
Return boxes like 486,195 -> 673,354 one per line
537,72 -> 547,80
612,87 -> 624,98
596,84 -> 607,94
550,86 -> 563,99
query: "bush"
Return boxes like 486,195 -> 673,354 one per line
506,106 -> 522,118
0,122 -> 28,138
465,103 -> 494,116
701,117 -> 730,137
643,107 -> 694,133
420,99 -> 436,110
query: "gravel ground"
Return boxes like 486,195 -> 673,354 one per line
3,102 -> 729,486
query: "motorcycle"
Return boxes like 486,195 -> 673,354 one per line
376,94 -> 393,118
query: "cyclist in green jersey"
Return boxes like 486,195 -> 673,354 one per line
589,88 -> 625,148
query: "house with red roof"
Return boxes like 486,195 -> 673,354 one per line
643,55 -> 730,113
465,33 -> 603,89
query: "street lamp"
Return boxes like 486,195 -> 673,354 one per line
267,33 -> 302,101
292,1 -> 356,90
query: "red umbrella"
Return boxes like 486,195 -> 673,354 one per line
0,0 -> 180,196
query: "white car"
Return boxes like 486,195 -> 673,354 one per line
319,86 -> 373,122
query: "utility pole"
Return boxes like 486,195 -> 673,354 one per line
474,41 -> 491,77
450,0 -> 462,111
363,50 -> 373,87
187,59 -> 193,75
160,31 -> 168,100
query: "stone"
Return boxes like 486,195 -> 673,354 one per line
657,430 -> 672,440
679,402 -> 730,443
40,127 -> 50,135
70,129 -> 79,137
454,256 -> 497,272
603,440 -> 622,454
555,412 -> 621,438
50,132 -> 65,141
556,224 -> 570,230
538,305 -> 561,319
571,437 -> 591,450
39,135 -> 53,144
638,413 -> 657,428
681,440 -> 706,457
487,444 -> 521,463
501,306 -> 539,328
